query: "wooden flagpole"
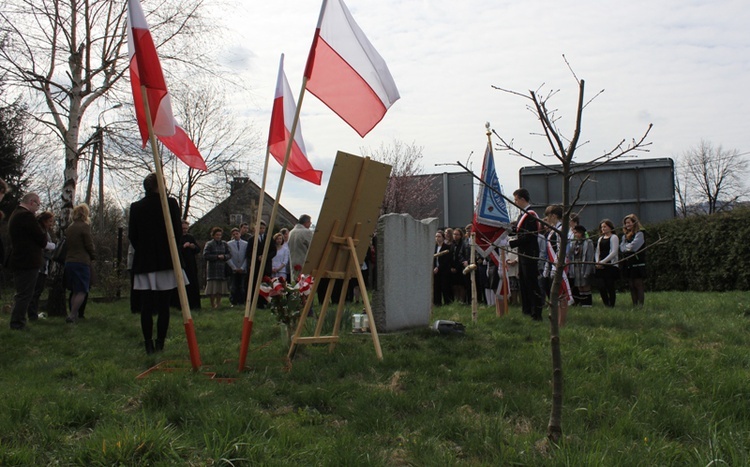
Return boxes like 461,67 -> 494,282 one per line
470,232 -> 478,323
502,247 -> 509,313
238,76 -> 311,370
237,146 -> 272,371
140,86 -> 201,370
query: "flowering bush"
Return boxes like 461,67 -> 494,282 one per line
259,275 -> 313,327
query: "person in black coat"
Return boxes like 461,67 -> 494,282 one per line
433,230 -> 452,306
177,220 -> 201,309
246,220 -> 273,307
449,228 -> 467,303
128,173 -> 183,354
8,192 -> 48,330
508,188 -> 544,321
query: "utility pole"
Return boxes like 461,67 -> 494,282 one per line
98,126 -> 104,231
84,127 -> 99,206
90,103 -> 122,229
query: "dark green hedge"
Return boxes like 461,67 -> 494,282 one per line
645,206 -> 750,291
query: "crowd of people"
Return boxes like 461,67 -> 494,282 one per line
3,176 -> 647,349
198,214 -> 315,311
433,187 -> 648,325
0,174 -> 321,355
2,179 -> 97,331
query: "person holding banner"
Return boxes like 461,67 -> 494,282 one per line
129,173 -> 184,354
509,188 -> 544,321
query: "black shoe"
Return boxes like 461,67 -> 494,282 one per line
145,340 -> 155,354
65,317 -> 76,324
155,339 -> 164,352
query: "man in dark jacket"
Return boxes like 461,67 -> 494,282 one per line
247,220 -> 272,307
8,193 -> 48,330
508,188 -> 544,321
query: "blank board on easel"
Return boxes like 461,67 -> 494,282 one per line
302,151 -> 391,276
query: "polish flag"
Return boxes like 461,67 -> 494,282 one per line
304,0 -> 400,137
268,55 -> 323,185
127,0 -> 207,171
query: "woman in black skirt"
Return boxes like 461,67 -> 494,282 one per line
620,214 -> 646,307
594,219 -> 620,307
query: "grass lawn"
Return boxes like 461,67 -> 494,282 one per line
1,290 -> 749,465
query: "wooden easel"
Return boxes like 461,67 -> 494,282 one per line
287,220 -> 382,360
287,152 -> 391,362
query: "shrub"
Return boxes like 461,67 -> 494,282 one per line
646,206 -> 750,291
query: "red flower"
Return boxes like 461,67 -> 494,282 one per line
293,264 -> 302,271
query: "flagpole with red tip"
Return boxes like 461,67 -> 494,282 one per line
238,53 -> 311,370
238,146 -> 271,371
241,78 -> 309,368
140,86 -> 202,370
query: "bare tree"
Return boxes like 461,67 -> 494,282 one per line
491,68 -> 652,442
676,140 -> 748,215
674,159 -> 691,218
0,0 -> 213,225
362,139 -> 439,219
1,0 -> 215,316
103,80 -> 262,221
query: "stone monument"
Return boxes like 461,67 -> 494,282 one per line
372,213 -> 438,332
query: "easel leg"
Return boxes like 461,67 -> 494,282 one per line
347,237 -> 383,360
328,280 -> 349,353
314,278 -> 337,337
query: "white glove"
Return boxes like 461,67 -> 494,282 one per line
45,242 -> 56,250
496,235 -> 509,248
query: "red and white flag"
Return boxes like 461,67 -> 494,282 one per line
268,55 -> 323,185
304,0 -> 400,137
127,0 -> 207,171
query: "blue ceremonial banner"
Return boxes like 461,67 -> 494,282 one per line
473,141 -> 510,265
475,142 -> 510,227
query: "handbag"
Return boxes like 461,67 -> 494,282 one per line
52,238 -> 67,264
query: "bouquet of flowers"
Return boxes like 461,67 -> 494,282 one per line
259,274 -> 313,328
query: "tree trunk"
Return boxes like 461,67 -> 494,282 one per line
547,156 -> 571,442
547,264 -> 564,442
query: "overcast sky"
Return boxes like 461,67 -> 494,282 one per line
213,0 -> 749,221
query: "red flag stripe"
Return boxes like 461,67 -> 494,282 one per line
268,55 -> 322,185
127,0 -> 206,171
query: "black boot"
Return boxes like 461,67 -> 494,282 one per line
145,340 -> 155,355
155,339 -> 164,352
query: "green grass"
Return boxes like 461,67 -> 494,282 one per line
1,291 -> 749,465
